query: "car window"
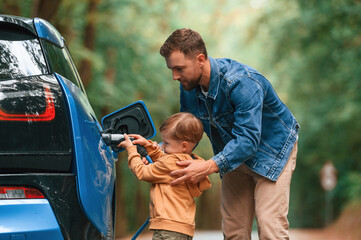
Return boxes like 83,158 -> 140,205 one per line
64,46 -> 87,94
41,40 -> 83,90
0,23 -> 48,80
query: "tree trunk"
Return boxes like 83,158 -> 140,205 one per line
115,159 -> 128,238
1,0 -> 21,16
31,0 -> 62,21
100,47 -> 116,117
78,0 -> 100,89
135,183 -> 148,229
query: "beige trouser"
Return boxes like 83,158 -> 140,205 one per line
221,143 -> 298,240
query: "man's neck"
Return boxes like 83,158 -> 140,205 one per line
199,58 -> 211,92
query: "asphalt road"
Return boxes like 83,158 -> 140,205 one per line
118,229 -> 347,240
118,230 -> 259,240
193,231 -> 259,239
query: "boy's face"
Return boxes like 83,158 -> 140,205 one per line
161,132 -> 185,154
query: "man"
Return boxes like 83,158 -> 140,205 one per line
159,28 -> 299,240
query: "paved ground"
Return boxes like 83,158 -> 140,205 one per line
116,204 -> 360,240
117,228 -> 348,240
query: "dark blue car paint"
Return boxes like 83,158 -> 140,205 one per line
34,17 -> 64,48
56,74 -> 116,236
0,199 -> 64,240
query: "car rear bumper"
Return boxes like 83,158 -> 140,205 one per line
0,173 -> 103,239
0,199 -> 63,239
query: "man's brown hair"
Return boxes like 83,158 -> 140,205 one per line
160,112 -> 203,143
159,28 -> 208,59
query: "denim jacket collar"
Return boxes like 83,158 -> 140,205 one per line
196,57 -> 220,100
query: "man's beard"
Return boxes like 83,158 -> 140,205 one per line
181,72 -> 203,91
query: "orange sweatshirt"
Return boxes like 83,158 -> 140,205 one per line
126,142 -> 212,237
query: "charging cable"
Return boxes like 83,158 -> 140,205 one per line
131,145 -> 153,240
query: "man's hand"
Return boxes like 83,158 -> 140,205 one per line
169,159 -> 219,185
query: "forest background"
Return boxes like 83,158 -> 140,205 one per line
1,0 -> 360,237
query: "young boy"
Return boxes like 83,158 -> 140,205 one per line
118,112 -> 212,240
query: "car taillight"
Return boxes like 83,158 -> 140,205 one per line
0,84 -> 55,122
0,186 -> 45,199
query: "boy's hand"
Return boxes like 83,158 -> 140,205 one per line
117,134 -> 133,149
151,141 -> 162,151
141,157 -> 150,165
127,134 -> 151,147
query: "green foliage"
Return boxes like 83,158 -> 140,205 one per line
250,0 -> 361,227
86,1 -> 182,125
345,172 -> 361,204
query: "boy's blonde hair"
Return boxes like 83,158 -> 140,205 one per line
160,112 -> 203,143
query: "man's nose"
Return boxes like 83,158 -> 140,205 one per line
172,70 -> 180,81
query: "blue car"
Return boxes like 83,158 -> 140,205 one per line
0,15 -> 155,239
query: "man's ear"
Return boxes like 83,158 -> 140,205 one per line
197,54 -> 205,67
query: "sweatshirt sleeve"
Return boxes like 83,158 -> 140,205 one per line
126,145 -> 172,184
186,176 -> 212,197
144,140 -> 165,162
198,176 -> 212,192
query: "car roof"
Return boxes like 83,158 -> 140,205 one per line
0,14 -> 64,48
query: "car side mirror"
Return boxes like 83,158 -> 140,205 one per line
101,101 -> 156,152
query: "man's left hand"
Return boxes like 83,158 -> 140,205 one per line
169,159 -> 218,185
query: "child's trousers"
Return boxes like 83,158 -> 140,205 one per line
152,230 -> 192,240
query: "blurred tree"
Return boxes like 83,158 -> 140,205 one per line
249,0 -> 361,227
31,0 -> 63,21
0,0 -> 21,16
78,0 -> 100,88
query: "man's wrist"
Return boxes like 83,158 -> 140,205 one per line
208,159 -> 219,173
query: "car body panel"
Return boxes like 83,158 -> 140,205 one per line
0,199 -> 64,240
56,74 -> 115,236
0,174 -> 102,239
34,17 -> 64,48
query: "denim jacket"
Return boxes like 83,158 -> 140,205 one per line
180,57 -> 299,181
